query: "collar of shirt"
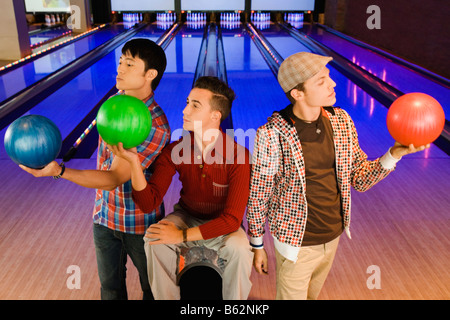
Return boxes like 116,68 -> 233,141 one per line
193,129 -> 220,154
186,130 -> 236,164
117,90 -> 155,108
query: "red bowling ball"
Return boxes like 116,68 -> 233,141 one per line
386,93 -> 445,147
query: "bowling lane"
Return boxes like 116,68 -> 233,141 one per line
155,21 -> 206,139
31,33 -> 75,53
302,24 -> 450,120
221,22 -> 287,152
0,23 -> 165,160
0,22 -> 207,161
29,25 -> 72,48
0,24 -> 126,104
259,23 -> 448,159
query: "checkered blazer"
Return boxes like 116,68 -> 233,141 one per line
247,106 -> 393,247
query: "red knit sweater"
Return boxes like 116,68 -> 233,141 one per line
132,131 -> 251,240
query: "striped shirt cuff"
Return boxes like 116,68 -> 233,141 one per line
250,236 -> 264,249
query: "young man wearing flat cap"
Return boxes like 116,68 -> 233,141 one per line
246,52 -> 429,300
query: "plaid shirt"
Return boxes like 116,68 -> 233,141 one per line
247,106 -> 393,247
93,92 -> 171,234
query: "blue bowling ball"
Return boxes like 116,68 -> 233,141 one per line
4,115 -> 62,169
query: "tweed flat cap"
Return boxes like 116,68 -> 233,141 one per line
277,52 -> 333,93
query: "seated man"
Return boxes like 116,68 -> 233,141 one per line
109,76 -> 253,300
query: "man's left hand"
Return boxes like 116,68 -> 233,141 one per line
390,142 -> 430,159
145,220 -> 183,245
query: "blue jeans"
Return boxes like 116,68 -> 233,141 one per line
93,223 -> 153,300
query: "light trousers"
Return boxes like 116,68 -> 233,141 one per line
275,235 -> 340,300
144,205 -> 253,300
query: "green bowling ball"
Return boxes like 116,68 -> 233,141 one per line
96,94 -> 152,149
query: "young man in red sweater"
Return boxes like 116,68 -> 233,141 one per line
109,76 -> 253,300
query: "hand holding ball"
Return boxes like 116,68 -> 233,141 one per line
4,115 -> 62,169
96,95 -> 152,149
386,93 -> 445,147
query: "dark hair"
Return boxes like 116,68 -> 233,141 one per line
286,82 -> 306,104
193,76 -> 235,121
122,38 -> 167,91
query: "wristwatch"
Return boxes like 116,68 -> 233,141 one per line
53,162 -> 66,180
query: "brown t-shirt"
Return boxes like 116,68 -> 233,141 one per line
289,107 -> 343,246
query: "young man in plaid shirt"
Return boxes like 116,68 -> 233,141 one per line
20,39 -> 171,300
246,52 -> 429,300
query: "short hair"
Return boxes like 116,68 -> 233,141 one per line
286,82 -> 306,104
193,76 -> 235,121
122,38 -> 167,91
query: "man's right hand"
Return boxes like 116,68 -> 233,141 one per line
19,160 -> 61,177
